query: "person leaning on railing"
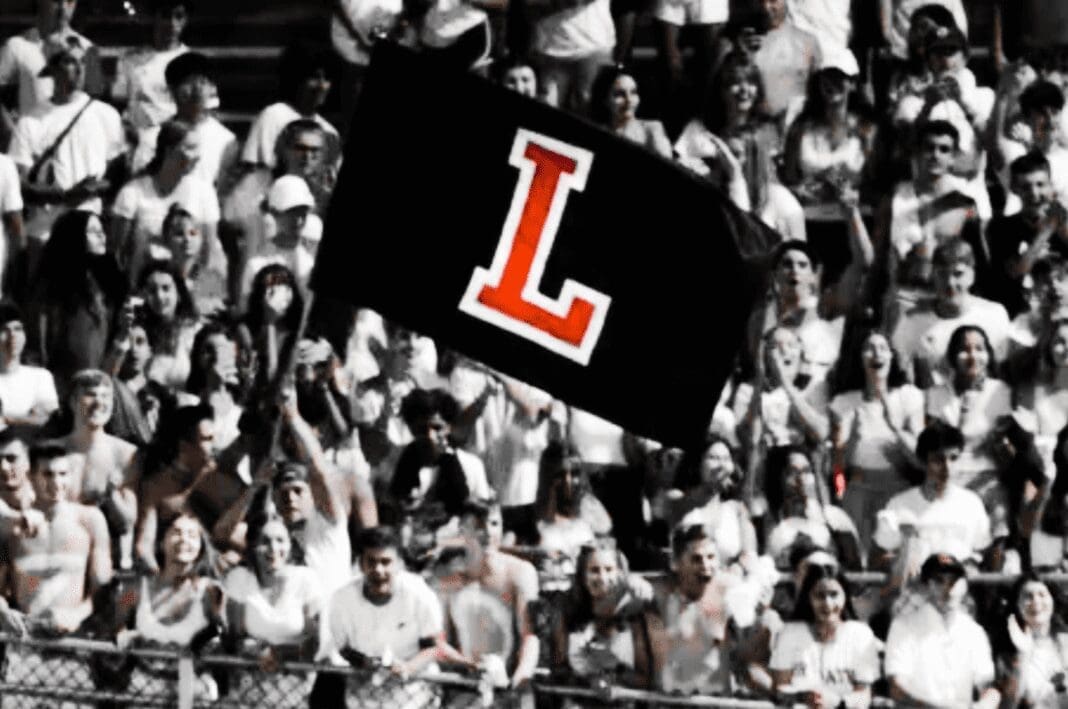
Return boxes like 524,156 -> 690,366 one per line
104,512 -> 225,703
222,487 -> 322,708
552,539 -> 665,704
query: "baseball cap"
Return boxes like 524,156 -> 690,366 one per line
926,26 -> 966,55
920,553 -> 966,582
272,460 -> 310,488
267,176 -> 315,213
37,35 -> 88,77
818,47 -> 860,78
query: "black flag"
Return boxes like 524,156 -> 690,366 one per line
312,43 -> 773,449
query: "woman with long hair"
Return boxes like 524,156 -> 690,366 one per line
162,204 -> 228,315
781,51 -> 878,204
676,52 -> 804,241
223,489 -> 322,707
110,118 -> 221,284
769,563 -> 878,707
185,322 -> 247,453
115,512 -> 224,701
830,329 -> 925,552
240,263 -> 303,388
925,325 -> 1013,539
665,434 -> 757,565
1019,318 -> 1068,470
33,209 -> 127,398
553,540 -> 665,700
764,445 -> 863,570
136,260 -> 200,391
535,441 -> 613,590
991,573 -> 1068,707
588,65 -> 671,158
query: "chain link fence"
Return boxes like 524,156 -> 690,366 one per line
0,633 -> 804,709
1,569 -> 1057,709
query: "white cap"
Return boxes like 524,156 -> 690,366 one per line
818,47 -> 859,77
267,175 -> 315,213
301,213 -> 323,242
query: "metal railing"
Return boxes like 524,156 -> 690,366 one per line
0,633 -> 860,709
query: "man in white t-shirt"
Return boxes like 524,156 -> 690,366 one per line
884,553 -> 999,708
871,421 -> 993,578
752,0 -> 821,120
0,302 -> 58,431
7,39 -> 123,242
787,0 -> 851,59
110,0 -> 190,131
891,238 -> 1012,386
132,53 -> 237,193
273,385 -> 352,595
240,43 -> 339,170
0,0 -> 101,123
0,153 -> 24,295
318,526 -> 448,708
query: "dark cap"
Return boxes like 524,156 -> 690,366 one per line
926,26 -> 966,54
37,35 -> 89,77
271,460 -> 310,488
920,553 -> 966,582
165,51 -> 211,87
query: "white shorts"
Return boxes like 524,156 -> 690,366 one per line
653,0 -> 727,26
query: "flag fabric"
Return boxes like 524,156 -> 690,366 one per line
312,43 -> 774,449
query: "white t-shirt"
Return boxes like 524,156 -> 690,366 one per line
758,183 -> 807,243
873,484 -> 992,562
533,0 -> 616,59
0,28 -> 94,115
754,24 -> 821,117
133,117 -> 236,187
0,154 -> 24,290
111,44 -> 188,130
480,382 -> 555,507
925,378 -> 1013,481
567,408 -> 625,466
319,570 -> 444,663
7,92 -> 124,238
770,620 -> 879,704
891,296 -> 1012,382
885,602 -> 994,707
830,385 -> 925,471
0,365 -> 59,420
786,0 -> 851,58
224,564 -> 322,646
240,102 -> 338,169
291,510 -> 352,595
111,173 -> 220,248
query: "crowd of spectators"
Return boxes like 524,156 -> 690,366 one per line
4,0 -> 1068,707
